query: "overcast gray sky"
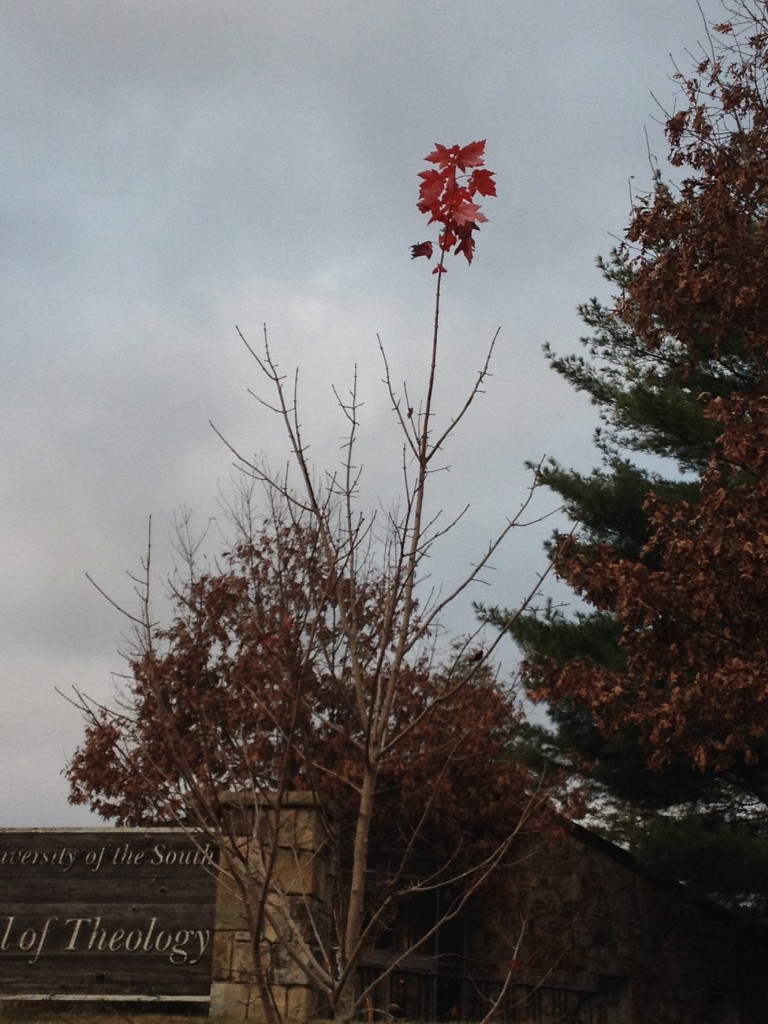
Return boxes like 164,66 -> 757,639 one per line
2,1 -> 723,826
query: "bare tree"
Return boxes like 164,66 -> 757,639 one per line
68,140 -> 556,1023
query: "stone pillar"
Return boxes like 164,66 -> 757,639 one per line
210,792 -> 329,1022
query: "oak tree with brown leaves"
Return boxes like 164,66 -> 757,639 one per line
68,520 -> 532,858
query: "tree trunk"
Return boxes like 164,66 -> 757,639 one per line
337,765 -> 377,1020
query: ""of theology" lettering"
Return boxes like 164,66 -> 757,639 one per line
0,916 -> 210,965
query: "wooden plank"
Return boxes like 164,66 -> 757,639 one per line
0,830 -> 217,998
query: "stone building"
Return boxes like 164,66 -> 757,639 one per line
211,799 -> 768,1023
459,823 -> 768,1023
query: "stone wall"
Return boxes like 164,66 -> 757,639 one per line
465,823 -> 768,1023
210,793 -> 330,1022
209,804 -> 768,1023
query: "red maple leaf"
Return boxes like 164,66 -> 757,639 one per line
452,199 -> 486,227
454,233 -> 476,264
410,241 -> 434,260
425,140 -> 487,171
469,167 -> 497,197
438,228 -> 456,252
454,139 -> 486,169
418,169 -> 444,207
424,142 -> 456,168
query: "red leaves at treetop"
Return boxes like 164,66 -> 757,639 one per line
413,139 -> 496,270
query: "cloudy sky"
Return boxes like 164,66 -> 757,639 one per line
2,1 -> 724,826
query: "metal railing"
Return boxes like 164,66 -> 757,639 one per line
358,965 -> 598,1023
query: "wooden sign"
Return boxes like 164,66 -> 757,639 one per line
0,829 -> 217,1000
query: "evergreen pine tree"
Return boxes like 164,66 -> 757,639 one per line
484,4 -> 768,916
